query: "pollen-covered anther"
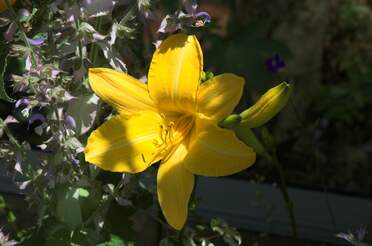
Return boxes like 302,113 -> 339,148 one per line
151,115 -> 195,163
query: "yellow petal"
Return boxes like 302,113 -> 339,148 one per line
198,74 -> 244,122
89,68 -> 156,116
85,111 -> 163,173
184,117 -> 256,177
148,34 -> 203,113
157,144 -> 194,230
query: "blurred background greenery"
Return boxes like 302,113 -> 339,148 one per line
192,0 -> 372,198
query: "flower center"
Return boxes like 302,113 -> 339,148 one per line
152,114 -> 195,163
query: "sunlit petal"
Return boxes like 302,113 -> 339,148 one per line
148,34 -> 203,113
89,68 -> 156,116
85,111 -> 163,173
157,144 -> 194,230
197,74 -> 244,122
184,117 -> 256,176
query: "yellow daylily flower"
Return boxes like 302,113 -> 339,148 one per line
85,34 -> 256,230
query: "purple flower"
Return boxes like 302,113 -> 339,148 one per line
193,11 -> 211,27
265,54 -> 286,73
157,0 -> 211,35
70,154 -> 80,165
27,38 -> 45,46
29,113 -> 46,125
15,98 -> 30,109
64,114 -> 77,129
184,0 -> 211,26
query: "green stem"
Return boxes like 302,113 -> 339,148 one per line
0,118 -> 21,149
0,195 -> 18,233
234,126 -> 269,159
89,17 -> 102,67
234,125 -> 297,242
4,0 -> 37,66
74,18 -> 85,74
272,151 -> 297,243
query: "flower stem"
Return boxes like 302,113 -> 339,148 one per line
4,0 -> 37,66
89,17 -> 102,67
74,18 -> 85,72
0,118 -> 21,150
234,125 -> 297,242
271,150 -> 297,243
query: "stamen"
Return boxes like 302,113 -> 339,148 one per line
150,114 -> 195,164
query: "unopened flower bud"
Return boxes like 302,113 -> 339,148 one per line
65,114 -> 77,129
219,114 -> 241,129
240,82 -> 292,128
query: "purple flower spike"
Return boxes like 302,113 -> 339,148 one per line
265,54 -> 286,74
64,114 -> 77,129
27,38 -> 45,46
29,113 -> 46,125
15,98 -> 30,109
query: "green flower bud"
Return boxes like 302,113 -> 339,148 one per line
219,114 -> 241,129
240,82 -> 293,128
201,71 -> 214,83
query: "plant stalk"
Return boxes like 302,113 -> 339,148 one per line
271,150 -> 297,243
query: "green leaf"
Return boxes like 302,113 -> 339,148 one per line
0,42 -> 15,102
97,235 -> 134,246
56,186 -> 88,229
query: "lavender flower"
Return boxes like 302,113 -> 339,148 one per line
183,0 -> 211,27
29,113 -> 46,125
64,114 -> 77,129
27,38 -> 45,46
265,54 -> 286,73
157,0 -> 211,34
15,98 -> 30,109
193,11 -> 211,27
70,154 -> 80,166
